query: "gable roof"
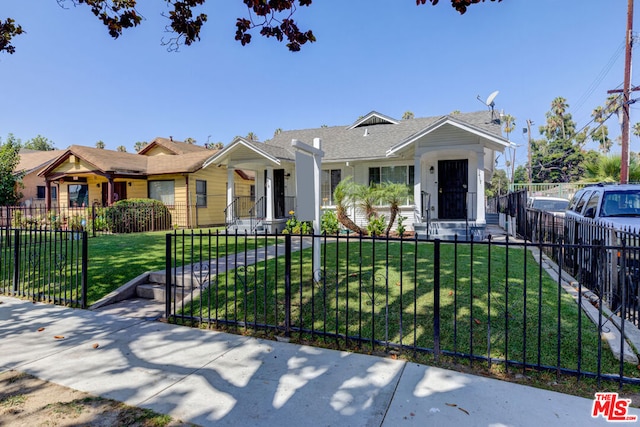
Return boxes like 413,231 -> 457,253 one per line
38,142 -> 220,178
258,110 -> 506,163
138,137 -> 210,156
16,149 -> 64,175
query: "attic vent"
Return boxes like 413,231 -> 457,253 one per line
363,128 -> 369,137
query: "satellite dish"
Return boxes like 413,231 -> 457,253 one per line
486,90 -> 499,108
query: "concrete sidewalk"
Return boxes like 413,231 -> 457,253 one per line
1,296 -> 635,426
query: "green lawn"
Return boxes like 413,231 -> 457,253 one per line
179,238 -> 639,379
87,229 -> 277,305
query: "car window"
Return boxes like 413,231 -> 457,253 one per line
574,190 -> 592,214
601,190 -> 640,217
532,200 -> 569,211
583,192 -> 600,216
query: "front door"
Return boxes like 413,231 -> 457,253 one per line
274,169 -> 285,218
438,160 -> 468,220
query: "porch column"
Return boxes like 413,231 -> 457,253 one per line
265,167 -> 274,222
476,153 -> 486,224
107,176 -> 114,205
413,155 -> 422,223
44,179 -> 52,210
227,167 -> 235,222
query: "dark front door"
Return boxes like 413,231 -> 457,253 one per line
438,160 -> 468,220
274,169 -> 285,218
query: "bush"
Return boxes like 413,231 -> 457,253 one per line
321,210 -> 340,235
282,210 -> 312,235
366,214 -> 386,237
104,199 -> 171,233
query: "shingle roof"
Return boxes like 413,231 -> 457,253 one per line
139,137 -> 209,155
16,149 -> 64,175
38,142 -> 220,177
261,111 -> 504,162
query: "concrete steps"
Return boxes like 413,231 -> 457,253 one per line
414,221 -> 486,241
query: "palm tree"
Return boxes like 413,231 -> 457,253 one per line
333,177 -> 365,234
246,132 -> 258,141
354,183 -> 382,220
95,140 -> 105,149
402,111 -> 414,120
379,182 -> 410,235
116,145 -> 127,152
134,141 -> 148,152
583,154 -> 640,183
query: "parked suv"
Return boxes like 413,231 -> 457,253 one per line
564,183 -> 640,310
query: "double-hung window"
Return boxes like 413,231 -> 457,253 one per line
149,180 -> 175,206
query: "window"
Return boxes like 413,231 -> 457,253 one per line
369,165 -> 415,187
321,169 -> 341,205
68,184 -> 88,207
195,180 -> 207,207
368,165 -> 415,204
148,180 -> 175,205
38,186 -> 57,200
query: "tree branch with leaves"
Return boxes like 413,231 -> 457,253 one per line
2,0 -> 502,54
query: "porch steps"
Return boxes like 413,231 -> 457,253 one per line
415,221 -> 486,241
135,271 -> 202,303
227,218 -> 265,234
486,213 -> 499,225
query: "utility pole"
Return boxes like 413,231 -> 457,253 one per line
608,0 -> 634,184
526,119 -> 533,184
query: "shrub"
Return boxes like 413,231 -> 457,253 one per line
282,210 -> 312,235
321,209 -> 340,235
366,214 -> 386,237
396,215 -> 407,236
104,199 -> 171,233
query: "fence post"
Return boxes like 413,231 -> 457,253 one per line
284,233 -> 292,337
12,229 -> 20,294
433,239 -> 441,361
165,233 -> 172,319
81,231 -> 88,308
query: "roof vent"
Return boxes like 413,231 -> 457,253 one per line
363,128 -> 369,137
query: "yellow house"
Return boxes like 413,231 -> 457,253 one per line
15,149 -> 64,208
37,138 -> 254,228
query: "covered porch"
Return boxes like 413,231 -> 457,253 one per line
204,137 -> 297,233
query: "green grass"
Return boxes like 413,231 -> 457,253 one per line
87,229 -> 280,305
178,239 -> 640,379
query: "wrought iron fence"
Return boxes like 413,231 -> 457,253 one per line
0,228 -> 87,308
0,201 -> 179,236
166,230 -> 640,385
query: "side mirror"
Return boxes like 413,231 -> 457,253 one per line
584,207 -> 596,218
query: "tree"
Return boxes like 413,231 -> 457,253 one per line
531,97 -> 587,183
402,111 -> 414,120
116,145 -> 127,152
486,169 -> 508,198
1,1 -> 502,54
184,137 -> 196,144
333,177 -> 365,235
246,132 -> 258,141
0,18 -> 23,54
134,141 -> 148,152
23,135 -> 55,151
590,106 -> 612,153
501,113 -> 516,183
204,142 -> 224,150
0,134 -> 23,205
95,140 -> 105,149
582,152 -> 640,183
379,182 -> 410,236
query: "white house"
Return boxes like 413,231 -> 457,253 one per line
204,110 -> 510,239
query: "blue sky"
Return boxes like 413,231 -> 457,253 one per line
1,1 -> 637,169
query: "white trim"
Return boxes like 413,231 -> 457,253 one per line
386,117 -> 509,157
203,137 -> 281,168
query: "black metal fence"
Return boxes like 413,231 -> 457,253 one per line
0,201 -> 176,236
166,230 -> 640,385
0,228 -> 87,308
